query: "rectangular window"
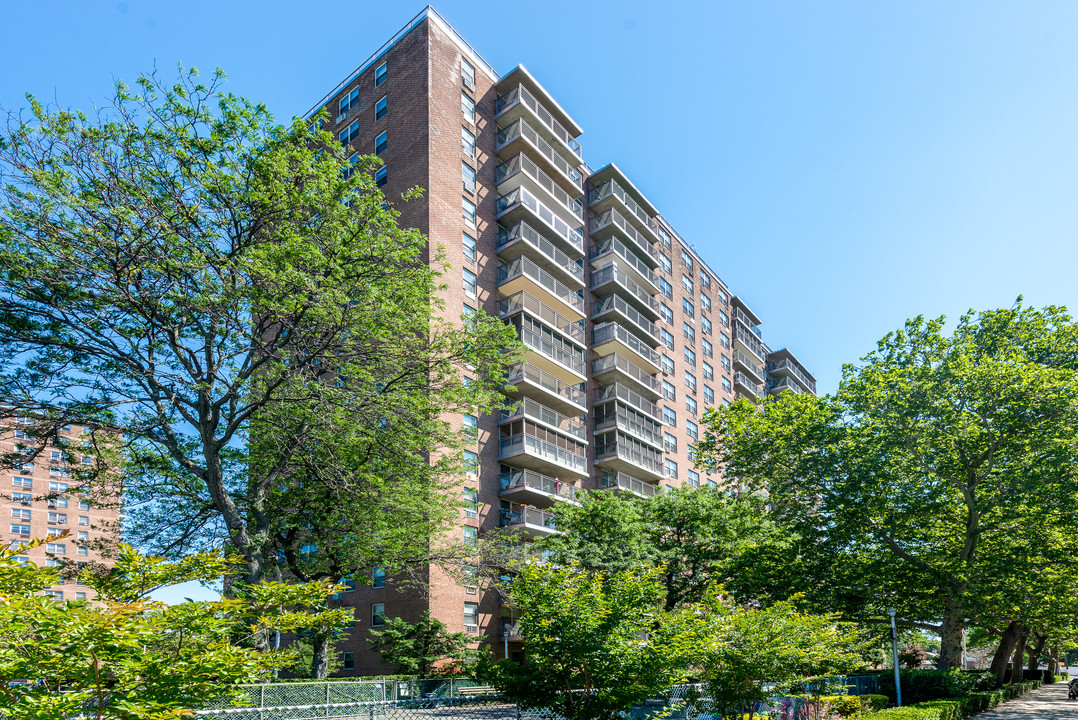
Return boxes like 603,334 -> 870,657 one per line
78,500 -> 89,511
338,87 -> 359,118
10,508 -> 29,520
703,338 -> 714,358
50,467 -> 69,477
664,432 -> 677,453
703,362 -> 714,380
683,298 -> 694,318
46,543 -> 65,555
464,601 -> 479,630
343,652 -> 355,670
660,303 -> 673,324
463,449 -> 479,477
462,196 -> 477,227
372,566 -> 386,589
338,120 -> 359,146
660,328 -> 674,350
688,469 -> 701,487
461,58 -> 476,90
375,130 -> 387,154
464,488 -> 479,518
719,309 -> 729,326
462,161 -> 476,193
371,603 -> 385,627
463,565 -> 478,594
375,61 -> 387,86
681,250 -> 693,270
682,275 -> 694,294
462,232 -> 477,263
684,347 -> 696,366
375,95 -> 387,120
704,385 -> 715,404
374,166 -> 387,186
461,126 -> 476,156
12,492 -> 31,504
657,225 -> 672,249
662,380 -> 675,401
10,524 -> 30,535
687,419 -> 699,440
702,316 -> 712,336
659,253 -> 671,274
720,354 -> 731,371
719,332 -> 730,349
700,272 -> 711,289
665,458 -> 678,478
461,91 -> 475,122
77,547 -> 88,557
659,278 -> 673,300
703,294 -> 713,312
48,512 -> 66,525
463,526 -> 478,547
662,407 -> 676,425
76,591 -> 87,600
660,355 -> 674,375
463,268 -> 477,299
77,530 -> 88,541
45,590 -> 63,600
684,323 -> 695,344
81,456 -> 93,466
685,371 -> 696,393
686,397 -> 698,416
462,414 -> 478,442
13,477 -> 32,489
718,288 -> 729,304
722,376 -> 732,392
78,516 -> 89,526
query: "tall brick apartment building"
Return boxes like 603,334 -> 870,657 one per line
304,6 -> 817,674
2,414 -> 122,601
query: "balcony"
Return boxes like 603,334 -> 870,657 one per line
495,84 -> 582,162
593,322 -> 661,372
767,357 -> 817,395
595,382 -> 661,421
590,263 -> 660,319
733,348 -> 765,385
589,236 -> 659,294
497,221 -> 584,289
589,208 -> 659,268
498,255 -> 584,317
495,117 -> 582,194
499,427 -> 587,477
733,325 -> 768,363
597,470 -> 661,499
500,467 -> 579,506
592,295 -> 658,347
499,291 -> 584,345
501,619 -> 523,641
497,186 -> 584,257
588,178 -> 660,243
517,317 -> 587,380
768,375 -> 809,396
500,500 -> 561,538
506,363 -> 586,415
734,372 -> 764,401
593,353 -> 661,399
593,403 -> 664,449
496,153 -> 584,226
500,397 -> 587,442
594,432 -> 665,481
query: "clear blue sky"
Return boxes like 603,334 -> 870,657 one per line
4,1 -> 1076,397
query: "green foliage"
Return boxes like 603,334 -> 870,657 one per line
860,695 -> 890,713
0,539 -> 351,720
284,636 -> 343,678
367,611 -> 474,677
479,563 -> 688,720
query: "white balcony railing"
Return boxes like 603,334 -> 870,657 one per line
589,178 -> 658,237
495,84 -> 582,157
498,221 -> 584,284
495,117 -> 582,187
499,432 -> 587,473
507,363 -> 586,408
593,322 -> 660,366
500,397 -> 586,441
592,353 -> 660,393
496,153 -> 583,220
498,255 -> 584,314
499,291 -> 584,343
497,186 -> 584,253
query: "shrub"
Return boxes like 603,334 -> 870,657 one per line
857,705 -> 947,719
876,670 -> 988,704
914,701 -> 961,720
859,695 -> 889,714
789,694 -> 862,717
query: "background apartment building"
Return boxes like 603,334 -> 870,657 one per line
2,414 -> 122,601
304,6 -> 817,674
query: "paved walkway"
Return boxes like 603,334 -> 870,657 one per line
973,681 -> 1076,719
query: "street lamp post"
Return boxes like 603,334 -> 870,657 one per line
888,608 -> 903,707
503,630 -> 510,660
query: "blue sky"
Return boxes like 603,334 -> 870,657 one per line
5,2 -> 1077,596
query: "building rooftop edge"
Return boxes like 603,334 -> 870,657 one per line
731,295 -> 764,326
767,348 -> 817,382
497,65 -> 584,138
588,162 -> 660,217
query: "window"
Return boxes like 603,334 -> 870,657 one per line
687,419 -> 699,440
371,603 -> 385,627
81,456 -> 93,466
462,414 -> 478,442
461,126 -> 476,156
719,332 -> 730,349
10,508 -> 29,520
463,526 -> 478,547
703,294 -> 712,312
14,429 -> 31,440
76,591 -> 87,600
461,58 -> 476,90
663,432 -> 677,453
684,347 -> 696,366
341,578 -> 358,593
660,355 -> 674,375
12,492 -> 31,504
684,323 -> 695,345
343,652 -> 355,670
464,488 -> 478,518
374,166 -> 387,186
719,309 -> 730,327
375,130 -> 387,154
77,547 -> 88,557
463,565 -> 478,594
77,530 -> 88,541
461,91 -> 475,122
46,543 -> 65,555
44,590 -> 63,599
462,304 -> 477,321
78,516 -> 89,526
10,524 -> 30,536
723,398 -> 731,407
658,253 -> 671,274
462,161 -> 476,193
660,329 -> 674,350
687,469 -> 701,487
462,196 -> 477,227
338,87 -> 359,117
48,512 -> 66,525
463,601 -> 479,630
50,467 -> 69,477
703,362 -> 714,380
463,449 -> 479,477
338,120 -> 359,146
13,477 -> 32,489
375,94 -> 388,120
682,275 -> 694,294
662,407 -> 676,425
702,316 -> 712,336
78,500 -> 89,511
683,298 -> 694,318
681,249 -> 693,270
50,450 -> 63,462
700,272 -> 711,289
662,380 -> 675,401
462,268 -> 478,300
703,338 -> 714,358
659,278 -> 673,300
375,61 -> 387,86
372,566 -> 386,589
665,458 -> 678,478
463,232 -> 477,263
686,396 -> 698,416
657,225 -> 672,249
704,385 -> 715,404
685,371 -> 696,393
660,303 -> 673,324
720,354 -> 731,371
722,376 -> 732,392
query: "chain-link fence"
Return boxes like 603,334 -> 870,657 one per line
193,695 -> 555,720
200,680 -> 496,711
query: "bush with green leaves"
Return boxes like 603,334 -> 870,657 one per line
367,611 -> 474,676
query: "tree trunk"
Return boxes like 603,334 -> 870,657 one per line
1048,646 -> 1060,675
1027,633 -> 1047,674
936,598 -> 965,669
1010,626 -> 1029,684
311,634 -> 332,679
990,622 -> 1020,685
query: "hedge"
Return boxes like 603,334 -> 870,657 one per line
862,678 -> 1041,719
860,694 -> 889,713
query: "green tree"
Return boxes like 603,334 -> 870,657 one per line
367,611 -> 474,676
0,538 -> 351,720
0,67 -> 517,596
698,302 -> 1078,669
480,563 -> 688,720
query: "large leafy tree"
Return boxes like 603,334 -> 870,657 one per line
698,302 -> 1078,669
0,68 -> 516,595
367,610 -> 474,676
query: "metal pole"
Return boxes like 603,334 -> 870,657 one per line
888,608 -> 902,707
504,631 -> 509,660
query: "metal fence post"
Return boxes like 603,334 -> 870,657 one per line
517,701 -> 522,720
260,685 -> 265,709
326,682 -> 331,706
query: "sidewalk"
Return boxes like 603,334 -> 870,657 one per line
972,681 -> 1075,719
